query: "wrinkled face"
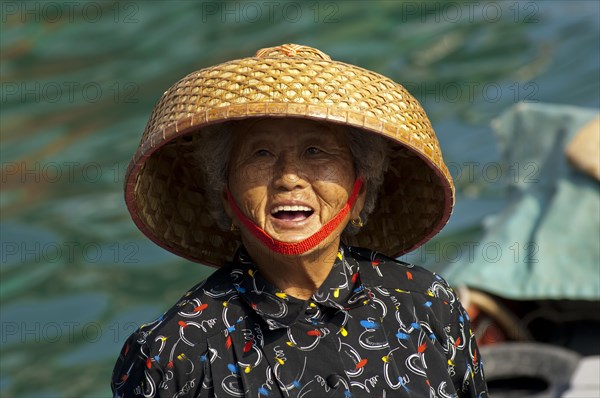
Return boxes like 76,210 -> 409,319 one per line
223,118 -> 365,246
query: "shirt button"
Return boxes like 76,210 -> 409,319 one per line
326,373 -> 343,389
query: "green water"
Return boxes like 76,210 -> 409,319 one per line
1,1 -> 598,396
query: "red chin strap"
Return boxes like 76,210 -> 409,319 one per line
225,178 -> 364,255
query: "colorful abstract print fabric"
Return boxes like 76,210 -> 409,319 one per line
112,245 -> 487,397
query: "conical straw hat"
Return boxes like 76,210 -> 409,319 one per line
125,44 -> 454,267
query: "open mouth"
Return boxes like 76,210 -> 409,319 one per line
270,205 -> 314,221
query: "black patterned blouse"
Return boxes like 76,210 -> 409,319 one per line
112,245 -> 487,397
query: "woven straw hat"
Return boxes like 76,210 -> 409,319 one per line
125,44 -> 454,267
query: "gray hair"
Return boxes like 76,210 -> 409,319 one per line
193,120 -> 390,237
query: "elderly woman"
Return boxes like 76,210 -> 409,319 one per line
112,44 -> 487,397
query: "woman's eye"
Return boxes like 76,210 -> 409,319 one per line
306,147 -> 322,155
254,149 -> 271,156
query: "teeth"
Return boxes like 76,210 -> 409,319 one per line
271,205 -> 313,214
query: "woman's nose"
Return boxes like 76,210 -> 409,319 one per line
272,153 -> 308,190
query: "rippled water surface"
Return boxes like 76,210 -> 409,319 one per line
1,1 -> 599,396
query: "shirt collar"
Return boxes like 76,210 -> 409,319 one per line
228,244 -> 371,329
